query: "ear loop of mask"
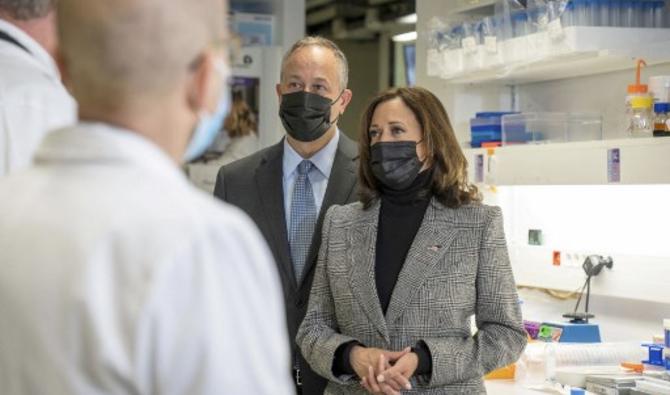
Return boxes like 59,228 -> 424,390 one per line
328,89 -> 345,126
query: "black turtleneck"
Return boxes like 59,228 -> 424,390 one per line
332,169 -> 433,378
375,168 -> 432,314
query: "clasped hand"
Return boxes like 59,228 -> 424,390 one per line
350,345 -> 418,395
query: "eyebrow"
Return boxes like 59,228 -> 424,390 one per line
312,77 -> 330,85
389,121 -> 407,127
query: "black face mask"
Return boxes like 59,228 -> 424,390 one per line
370,140 -> 423,191
279,90 -> 342,142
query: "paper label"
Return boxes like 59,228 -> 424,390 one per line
427,49 -> 440,77
607,148 -> 621,183
484,36 -> 497,53
462,36 -> 477,54
475,154 -> 484,183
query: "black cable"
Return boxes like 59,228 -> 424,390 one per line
572,276 -> 590,315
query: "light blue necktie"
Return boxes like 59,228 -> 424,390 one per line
289,160 -> 317,283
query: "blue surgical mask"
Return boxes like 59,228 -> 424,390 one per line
183,60 -> 231,162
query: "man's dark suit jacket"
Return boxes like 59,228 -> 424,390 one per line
213,134 -> 358,395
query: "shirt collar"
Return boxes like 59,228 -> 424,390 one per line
0,19 -> 61,80
35,122 -> 187,185
283,129 -> 340,179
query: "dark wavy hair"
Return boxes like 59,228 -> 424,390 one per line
0,0 -> 54,20
358,86 -> 481,209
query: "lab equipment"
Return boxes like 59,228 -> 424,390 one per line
518,342 -> 647,385
642,343 -> 665,368
628,96 -> 654,137
664,319 -> 670,348
501,112 -> 603,144
542,321 -> 603,343
649,75 -> 670,102
653,102 -> 670,136
470,111 -> 517,147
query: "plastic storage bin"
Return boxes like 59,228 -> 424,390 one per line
470,111 -> 518,147
501,112 -> 603,145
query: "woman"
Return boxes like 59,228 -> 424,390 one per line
297,87 -> 526,394
215,92 -> 259,165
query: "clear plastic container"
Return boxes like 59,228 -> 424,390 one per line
640,0 -> 656,27
561,0 -> 577,26
575,0 -> 590,25
654,0 -> 666,27
598,0 -> 611,26
609,0 -> 623,27
622,0 -> 636,27
628,96 -> 654,137
501,112 -> 604,144
512,10 -> 530,37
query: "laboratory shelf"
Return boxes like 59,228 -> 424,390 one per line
463,137 -> 670,185
429,27 -> 670,84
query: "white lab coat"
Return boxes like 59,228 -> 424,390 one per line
0,123 -> 294,395
0,19 -> 77,176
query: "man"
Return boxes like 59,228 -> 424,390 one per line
214,36 -> 359,394
0,0 -> 76,176
0,1 -> 293,394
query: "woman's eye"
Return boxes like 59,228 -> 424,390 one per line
368,130 -> 380,138
391,127 -> 405,135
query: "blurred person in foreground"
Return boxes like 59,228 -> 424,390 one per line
0,0 -> 76,176
0,0 -> 293,394
297,87 -> 527,394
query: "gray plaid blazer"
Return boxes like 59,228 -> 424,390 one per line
296,198 -> 527,394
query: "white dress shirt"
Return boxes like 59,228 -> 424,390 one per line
282,129 -> 340,228
0,19 -> 77,176
0,122 -> 294,395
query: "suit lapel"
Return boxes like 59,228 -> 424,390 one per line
348,200 -> 389,342
385,199 -> 458,326
298,135 -> 358,289
255,142 -> 297,290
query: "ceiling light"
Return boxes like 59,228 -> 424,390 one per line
392,31 -> 417,42
396,13 -> 417,24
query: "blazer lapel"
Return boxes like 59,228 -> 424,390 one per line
385,199 -> 458,326
298,135 -> 357,289
349,200 -> 390,342
255,142 -> 297,290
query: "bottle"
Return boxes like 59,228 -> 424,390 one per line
626,59 -> 651,116
628,96 -> 654,137
653,102 -> 670,137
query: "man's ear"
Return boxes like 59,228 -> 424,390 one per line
338,88 -> 353,114
276,83 -> 283,102
187,51 -> 217,113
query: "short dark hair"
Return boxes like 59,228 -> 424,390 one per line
280,36 -> 349,90
0,0 -> 54,20
358,86 -> 481,209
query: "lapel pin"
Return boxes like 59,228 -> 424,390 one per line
429,245 -> 441,252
